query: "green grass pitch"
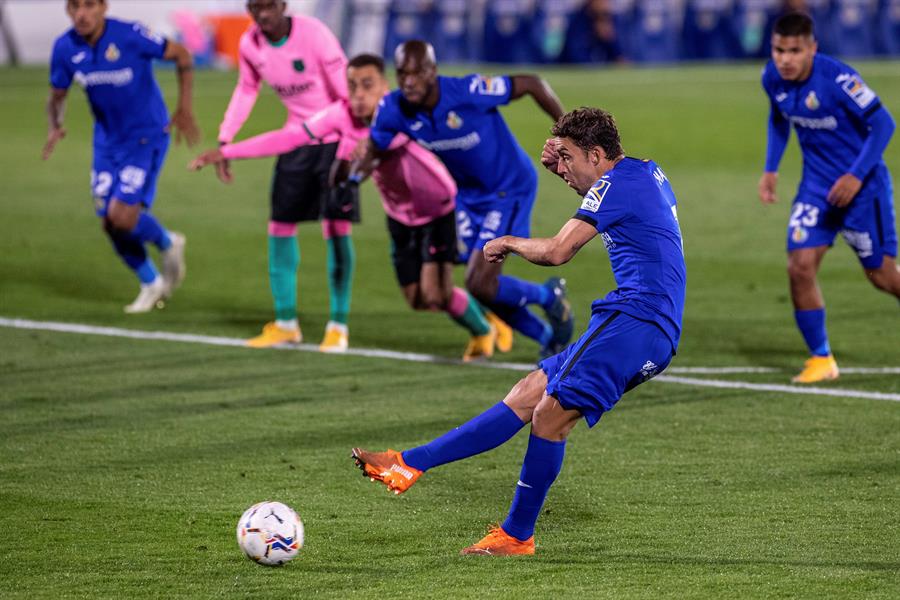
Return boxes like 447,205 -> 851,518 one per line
1,62 -> 899,598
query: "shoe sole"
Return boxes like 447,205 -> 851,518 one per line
791,372 -> 839,384
245,339 -> 300,348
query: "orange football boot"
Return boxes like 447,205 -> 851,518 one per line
460,525 -> 535,556
351,448 -> 422,495
485,312 -> 513,353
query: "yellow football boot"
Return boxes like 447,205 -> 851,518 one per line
791,355 -> 839,383
245,322 -> 302,348
463,326 -> 497,362
460,525 -> 535,556
319,321 -> 349,353
485,312 -> 513,353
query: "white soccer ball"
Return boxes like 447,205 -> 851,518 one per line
236,501 -> 304,566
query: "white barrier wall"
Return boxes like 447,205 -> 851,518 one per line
0,0 -> 317,65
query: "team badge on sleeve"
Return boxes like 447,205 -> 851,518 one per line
133,23 -> 164,45
580,179 -> 611,212
837,73 -> 876,109
469,75 -> 507,96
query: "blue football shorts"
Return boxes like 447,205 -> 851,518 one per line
540,310 -> 674,428
786,169 -> 897,269
454,187 -> 536,263
90,134 -> 170,217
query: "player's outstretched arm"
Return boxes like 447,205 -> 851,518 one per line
42,88 -> 68,161
484,218 -> 597,267
509,75 -> 565,122
163,41 -> 200,147
188,148 -> 227,172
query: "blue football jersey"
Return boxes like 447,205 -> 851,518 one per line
50,18 -> 169,148
762,54 -> 887,199
370,74 -> 537,197
573,158 -> 687,349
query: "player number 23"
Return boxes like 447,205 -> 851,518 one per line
789,203 -> 820,228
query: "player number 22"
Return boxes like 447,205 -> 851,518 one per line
789,203 -> 820,228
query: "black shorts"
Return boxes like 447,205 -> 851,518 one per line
388,210 -> 457,287
270,143 -> 360,223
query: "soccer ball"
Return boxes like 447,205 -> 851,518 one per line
236,501 -> 304,566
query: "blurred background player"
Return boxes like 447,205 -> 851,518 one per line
759,12 -> 898,383
43,0 -> 197,313
353,107 -> 686,555
364,40 -> 575,361
191,54 -> 498,360
211,0 -> 353,351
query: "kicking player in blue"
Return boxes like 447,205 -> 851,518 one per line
366,40 -> 574,359
353,108 -> 686,555
44,0 -> 200,313
759,13 -> 898,383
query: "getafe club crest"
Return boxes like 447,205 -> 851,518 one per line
804,90 -> 819,111
792,226 -> 809,244
105,43 -> 120,62
293,59 -> 305,72
446,111 -> 463,129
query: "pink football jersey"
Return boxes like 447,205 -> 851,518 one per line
218,15 -> 348,144
306,101 -> 457,226
221,99 -> 457,227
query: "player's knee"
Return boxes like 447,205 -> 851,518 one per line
465,273 -> 492,303
502,370 -> 547,422
401,285 -> 422,310
531,397 -> 578,441
787,258 -> 816,283
866,265 -> 900,294
419,288 -> 447,311
106,203 -> 138,231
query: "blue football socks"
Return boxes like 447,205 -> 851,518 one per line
794,308 -> 831,357
131,212 -> 172,251
495,275 -> 552,309
106,227 -> 159,284
402,401 -> 526,472
501,434 -> 567,542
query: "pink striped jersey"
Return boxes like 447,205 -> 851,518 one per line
217,15 -> 347,145
221,100 -> 457,227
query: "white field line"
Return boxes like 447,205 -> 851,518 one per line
1,317 -> 898,402
656,375 -> 900,402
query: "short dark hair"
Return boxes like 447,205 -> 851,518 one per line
552,107 -> 623,160
348,53 -> 385,73
773,12 -> 815,38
